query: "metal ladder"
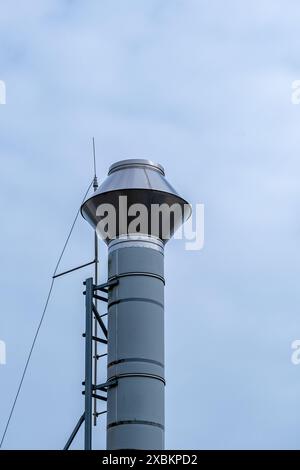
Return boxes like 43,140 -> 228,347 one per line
63,277 -> 118,450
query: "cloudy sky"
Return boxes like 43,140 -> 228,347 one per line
1,0 -> 300,449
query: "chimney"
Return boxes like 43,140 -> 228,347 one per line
81,159 -> 191,450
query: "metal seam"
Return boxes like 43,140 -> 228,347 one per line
108,239 -> 164,253
107,420 -> 164,430
108,358 -> 164,368
108,272 -> 165,285
108,298 -> 164,309
143,168 -> 153,190
109,372 -> 166,385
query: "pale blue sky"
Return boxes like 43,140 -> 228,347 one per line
1,0 -> 300,449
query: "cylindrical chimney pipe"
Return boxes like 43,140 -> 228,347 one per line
106,235 -> 165,449
81,159 -> 191,450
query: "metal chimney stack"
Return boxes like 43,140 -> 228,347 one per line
81,159 -> 191,450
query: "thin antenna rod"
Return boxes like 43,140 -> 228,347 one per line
92,138 -> 99,426
92,137 -> 97,178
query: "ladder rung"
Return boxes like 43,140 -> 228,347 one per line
82,334 -> 107,344
93,294 -> 108,303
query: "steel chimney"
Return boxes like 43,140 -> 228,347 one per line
81,159 -> 191,450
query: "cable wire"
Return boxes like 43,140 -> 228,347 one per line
0,179 -> 93,449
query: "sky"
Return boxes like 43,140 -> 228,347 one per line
1,0 -> 300,450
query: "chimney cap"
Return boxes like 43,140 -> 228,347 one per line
109,159 -> 165,176
81,158 -> 191,244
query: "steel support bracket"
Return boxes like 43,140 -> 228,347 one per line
94,279 -> 119,292
94,378 -> 118,391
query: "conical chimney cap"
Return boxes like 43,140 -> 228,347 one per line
81,158 -> 191,244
